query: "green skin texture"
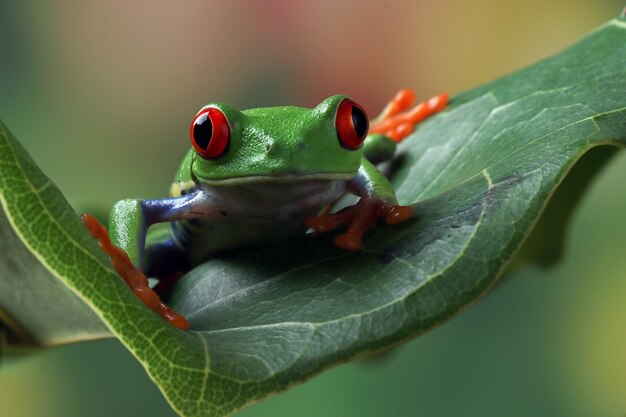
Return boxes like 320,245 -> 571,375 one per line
108,95 -> 400,275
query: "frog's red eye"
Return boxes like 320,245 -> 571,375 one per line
335,98 -> 368,150
190,108 -> 230,159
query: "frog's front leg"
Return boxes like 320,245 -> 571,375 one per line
306,157 -> 413,250
81,190 -> 214,330
108,190 -> 212,268
306,89 -> 447,250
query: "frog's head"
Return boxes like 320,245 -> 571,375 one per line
188,95 -> 369,185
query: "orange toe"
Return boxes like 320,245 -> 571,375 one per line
370,91 -> 448,143
385,205 -> 414,224
334,233 -> 363,250
306,216 -> 339,232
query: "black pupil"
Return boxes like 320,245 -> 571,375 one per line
351,106 -> 367,139
193,113 -> 213,150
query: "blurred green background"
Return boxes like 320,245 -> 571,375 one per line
1,1 -> 625,416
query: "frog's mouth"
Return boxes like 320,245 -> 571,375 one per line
196,172 -> 356,186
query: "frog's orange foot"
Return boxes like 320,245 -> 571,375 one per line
370,88 -> 448,143
306,200 -> 414,250
80,213 -> 189,330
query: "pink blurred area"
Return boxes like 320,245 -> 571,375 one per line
22,0 -> 617,111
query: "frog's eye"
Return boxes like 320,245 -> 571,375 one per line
190,107 -> 230,159
335,98 -> 369,150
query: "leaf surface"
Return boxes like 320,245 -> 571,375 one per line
0,134 -> 111,345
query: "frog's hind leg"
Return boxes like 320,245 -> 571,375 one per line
363,133 -> 398,165
365,89 -> 448,164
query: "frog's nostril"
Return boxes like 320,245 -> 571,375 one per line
265,141 -> 283,155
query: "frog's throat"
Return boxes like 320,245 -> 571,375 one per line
194,172 -> 355,186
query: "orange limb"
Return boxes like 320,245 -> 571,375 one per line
306,200 -> 414,250
370,89 -> 448,143
80,213 -> 189,330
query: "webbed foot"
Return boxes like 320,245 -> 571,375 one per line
369,88 -> 447,142
306,199 -> 414,250
80,213 -> 189,330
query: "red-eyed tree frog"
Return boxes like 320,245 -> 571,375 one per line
82,89 -> 447,329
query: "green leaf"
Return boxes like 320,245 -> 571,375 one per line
1,14 -> 626,417
0,137 -> 111,346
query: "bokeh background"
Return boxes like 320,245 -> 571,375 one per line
1,1 -> 625,416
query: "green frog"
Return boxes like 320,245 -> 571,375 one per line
82,89 -> 447,329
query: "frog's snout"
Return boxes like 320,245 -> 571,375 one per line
265,138 -> 308,157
